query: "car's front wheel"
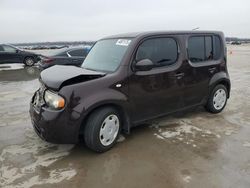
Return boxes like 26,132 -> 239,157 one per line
206,84 -> 228,113
84,107 -> 121,152
24,57 -> 35,66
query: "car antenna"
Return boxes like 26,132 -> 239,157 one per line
192,27 -> 200,31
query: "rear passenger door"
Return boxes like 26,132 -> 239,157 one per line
183,35 -> 223,106
129,36 -> 186,122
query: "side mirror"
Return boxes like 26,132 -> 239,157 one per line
16,49 -> 20,53
134,59 -> 154,71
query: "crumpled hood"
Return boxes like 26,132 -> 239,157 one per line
40,65 -> 105,90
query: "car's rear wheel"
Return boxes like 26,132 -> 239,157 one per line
24,57 -> 35,66
84,107 -> 121,152
206,84 -> 228,113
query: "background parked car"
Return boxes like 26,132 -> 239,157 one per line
231,41 -> 242,45
0,44 -> 39,66
38,47 -> 90,69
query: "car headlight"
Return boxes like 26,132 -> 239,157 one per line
44,90 -> 65,109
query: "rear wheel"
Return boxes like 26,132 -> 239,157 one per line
24,57 -> 35,66
206,84 -> 228,113
84,107 -> 121,152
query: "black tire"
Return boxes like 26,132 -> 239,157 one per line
205,84 -> 228,113
24,57 -> 35,66
84,107 -> 121,153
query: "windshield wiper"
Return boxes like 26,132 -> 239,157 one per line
82,66 -> 96,71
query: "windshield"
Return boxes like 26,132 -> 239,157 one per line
82,38 -> 132,72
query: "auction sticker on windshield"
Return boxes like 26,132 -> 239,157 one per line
116,39 -> 131,46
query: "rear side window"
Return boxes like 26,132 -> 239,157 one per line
188,37 -> 205,62
68,49 -> 87,57
136,37 -> 178,67
214,36 -> 222,60
57,52 -> 68,57
205,36 -> 213,60
188,35 -> 222,63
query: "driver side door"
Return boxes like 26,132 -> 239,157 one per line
0,45 -> 20,63
129,36 -> 186,123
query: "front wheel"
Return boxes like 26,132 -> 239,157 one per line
24,57 -> 35,66
206,84 -> 228,113
84,107 -> 121,152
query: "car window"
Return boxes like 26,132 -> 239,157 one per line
2,45 -> 16,53
82,39 -> 131,72
55,51 -> 68,57
214,36 -> 222,60
136,37 -> 178,67
188,35 -> 222,63
68,49 -> 87,57
48,48 -> 69,57
188,37 -> 205,62
0,46 -> 4,52
205,36 -> 213,60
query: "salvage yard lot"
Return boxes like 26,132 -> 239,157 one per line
0,45 -> 250,188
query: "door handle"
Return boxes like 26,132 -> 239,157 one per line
175,72 -> 185,79
208,67 -> 216,74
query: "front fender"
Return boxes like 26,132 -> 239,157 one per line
83,89 -> 129,113
77,89 -> 131,134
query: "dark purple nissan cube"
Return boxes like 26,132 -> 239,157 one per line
30,31 -> 230,152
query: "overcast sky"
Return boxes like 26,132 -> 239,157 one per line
0,0 -> 249,43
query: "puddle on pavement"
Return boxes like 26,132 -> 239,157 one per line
0,128 -> 75,188
0,65 -> 40,82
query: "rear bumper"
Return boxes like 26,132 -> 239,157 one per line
38,62 -> 50,70
29,97 -> 83,144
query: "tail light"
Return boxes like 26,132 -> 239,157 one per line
42,57 -> 54,64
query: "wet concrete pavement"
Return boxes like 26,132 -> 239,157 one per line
0,45 -> 250,188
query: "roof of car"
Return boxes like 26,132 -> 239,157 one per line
102,30 -> 224,39
56,47 -> 88,53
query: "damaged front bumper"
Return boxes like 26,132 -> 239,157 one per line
29,90 -> 83,144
